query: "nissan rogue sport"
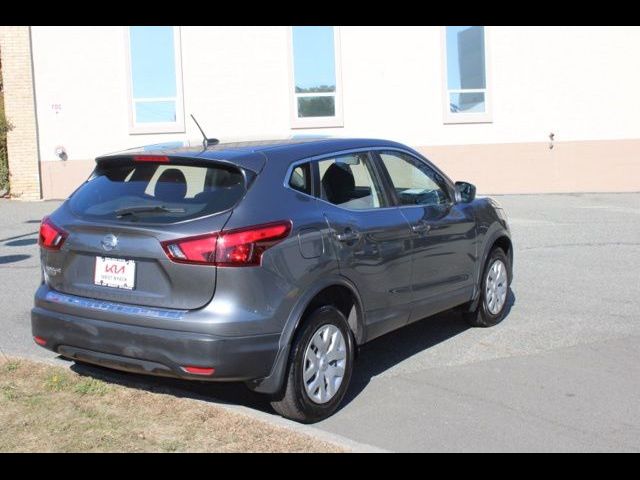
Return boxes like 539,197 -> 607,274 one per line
32,137 -> 513,423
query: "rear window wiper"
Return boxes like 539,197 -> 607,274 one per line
115,205 -> 186,218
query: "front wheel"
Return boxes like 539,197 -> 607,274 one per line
464,247 -> 511,328
270,305 -> 354,423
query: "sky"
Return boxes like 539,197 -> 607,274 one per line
130,26 -> 177,123
292,26 -> 336,90
446,26 -> 485,90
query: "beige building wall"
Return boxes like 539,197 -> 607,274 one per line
420,138 -> 640,194
0,26 -> 41,200
38,138 -> 640,200
4,26 -> 640,199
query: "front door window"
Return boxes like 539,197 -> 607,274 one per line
378,151 -> 451,208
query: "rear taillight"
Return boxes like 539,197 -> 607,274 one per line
39,217 -> 67,250
216,221 -> 292,266
162,233 -> 218,265
161,220 -> 292,267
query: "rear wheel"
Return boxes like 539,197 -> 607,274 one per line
271,305 -> 354,423
464,247 -> 510,328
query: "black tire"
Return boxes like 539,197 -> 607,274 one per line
464,247 -> 510,328
270,305 -> 355,423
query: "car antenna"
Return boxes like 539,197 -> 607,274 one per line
190,114 -> 220,148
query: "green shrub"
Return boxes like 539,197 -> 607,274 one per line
1,60 -> 12,194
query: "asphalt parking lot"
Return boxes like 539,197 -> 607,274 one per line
1,193 -> 639,452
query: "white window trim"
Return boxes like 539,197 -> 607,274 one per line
124,26 -> 185,135
441,25 -> 493,124
288,26 -> 344,129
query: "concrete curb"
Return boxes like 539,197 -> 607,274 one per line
209,401 -> 390,453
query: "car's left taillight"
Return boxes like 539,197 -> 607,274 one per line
39,216 -> 67,250
161,220 -> 292,267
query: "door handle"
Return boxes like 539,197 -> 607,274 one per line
411,222 -> 431,234
335,228 -> 361,243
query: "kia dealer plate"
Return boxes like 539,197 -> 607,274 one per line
94,256 -> 136,290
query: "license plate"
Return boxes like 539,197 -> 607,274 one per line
94,257 -> 136,290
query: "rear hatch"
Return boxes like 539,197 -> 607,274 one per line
41,154 -> 253,310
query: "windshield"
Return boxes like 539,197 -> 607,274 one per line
69,161 -> 246,223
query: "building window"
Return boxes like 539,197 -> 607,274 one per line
126,26 -> 184,134
442,26 -> 491,123
290,26 -> 343,129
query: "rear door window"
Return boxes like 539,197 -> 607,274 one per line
316,153 -> 387,210
69,161 -> 246,223
289,163 -> 312,195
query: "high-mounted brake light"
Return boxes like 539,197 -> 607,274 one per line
39,217 -> 67,250
161,220 -> 292,267
133,155 -> 170,163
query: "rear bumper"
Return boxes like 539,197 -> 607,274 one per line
31,305 -> 281,382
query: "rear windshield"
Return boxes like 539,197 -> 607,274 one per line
69,162 -> 246,223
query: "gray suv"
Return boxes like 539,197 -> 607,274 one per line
32,137 -> 512,423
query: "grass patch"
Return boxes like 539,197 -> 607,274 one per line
2,383 -> 18,401
44,372 -> 72,392
0,357 -> 345,453
4,360 -> 20,372
73,377 -> 111,396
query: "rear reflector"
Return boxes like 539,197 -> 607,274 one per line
33,336 -> 47,346
161,220 -> 292,267
181,366 -> 215,376
133,155 -> 170,163
39,217 -> 67,250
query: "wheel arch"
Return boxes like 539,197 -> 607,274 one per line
297,283 -> 365,345
247,275 -> 365,395
485,233 -> 513,280
476,226 -> 514,292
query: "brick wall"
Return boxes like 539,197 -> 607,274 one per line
0,26 -> 41,200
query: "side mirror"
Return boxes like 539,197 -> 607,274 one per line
455,181 -> 476,203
